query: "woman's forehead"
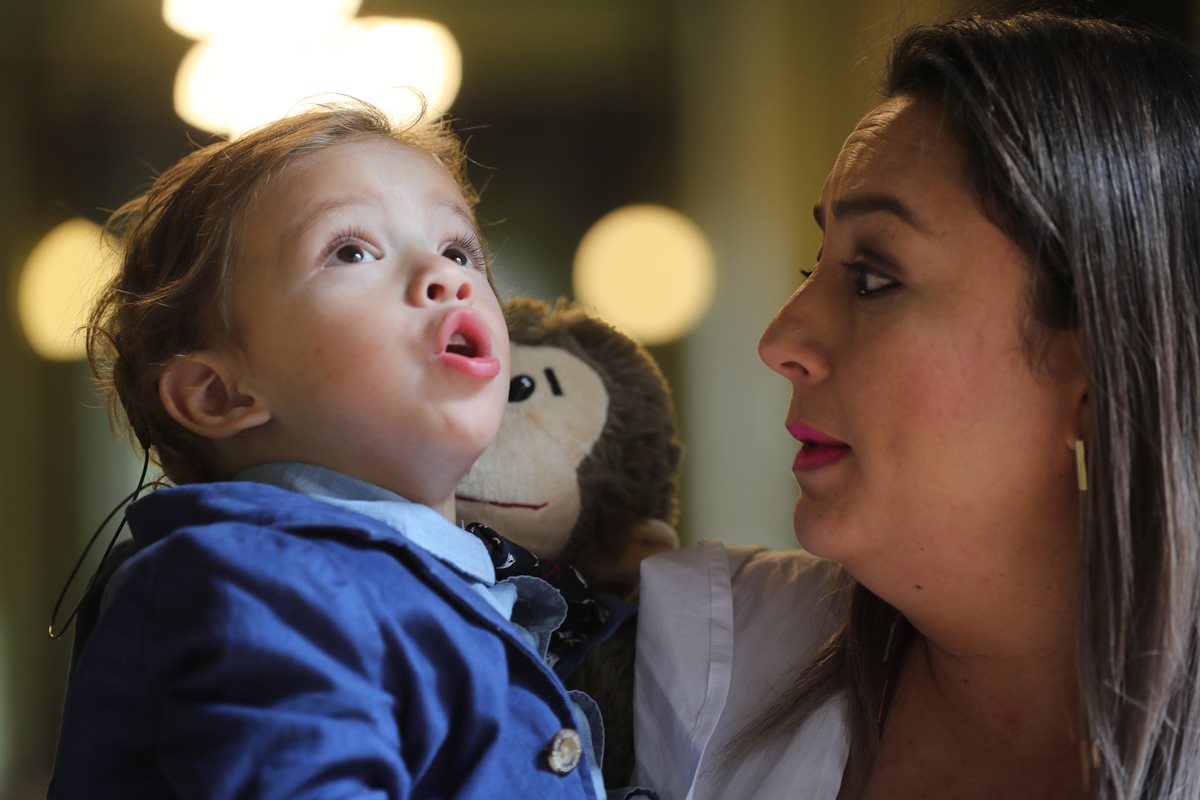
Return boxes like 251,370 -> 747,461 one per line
819,96 -> 970,228
841,98 -> 957,173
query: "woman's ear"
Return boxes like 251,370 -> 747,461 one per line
159,351 -> 271,440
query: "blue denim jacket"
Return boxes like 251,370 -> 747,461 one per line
49,477 -> 609,799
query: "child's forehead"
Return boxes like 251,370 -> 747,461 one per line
279,136 -> 445,187
250,136 -> 468,220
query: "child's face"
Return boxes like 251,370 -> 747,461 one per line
225,137 -> 509,512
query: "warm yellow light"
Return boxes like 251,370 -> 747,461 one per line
344,18 -> 462,118
174,38 -> 313,138
173,18 -> 462,138
163,0 -> 361,41
18,219 -> 121,362
573,205 -> 716,345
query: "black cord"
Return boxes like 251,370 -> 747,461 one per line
48,448 -> 151,640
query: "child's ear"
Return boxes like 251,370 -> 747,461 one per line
159,351 -> 271,440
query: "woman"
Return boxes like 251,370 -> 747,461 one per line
634,10 -> 1200,800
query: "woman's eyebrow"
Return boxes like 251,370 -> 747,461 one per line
813,193 -> 931,234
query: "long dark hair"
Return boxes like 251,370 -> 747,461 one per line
735,11 -> 1200,798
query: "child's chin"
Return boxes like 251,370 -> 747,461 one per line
457,431 -> 501,467
477,410 -> 507,445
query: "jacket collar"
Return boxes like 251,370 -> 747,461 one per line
125,466 -> 496,587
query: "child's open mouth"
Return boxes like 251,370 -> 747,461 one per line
437,309 -> 500,379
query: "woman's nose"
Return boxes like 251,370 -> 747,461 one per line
409,256 -> 473,306
757,284 -> 831,384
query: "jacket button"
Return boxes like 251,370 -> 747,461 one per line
546,727 -> 583,775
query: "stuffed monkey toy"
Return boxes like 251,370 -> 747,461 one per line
456,296 -> 682,593
455,296 -> 682,785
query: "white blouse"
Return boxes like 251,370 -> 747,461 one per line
633,541 -> 849,800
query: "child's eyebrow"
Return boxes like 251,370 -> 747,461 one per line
284,194 -> 375,242
440,201 -> 479,233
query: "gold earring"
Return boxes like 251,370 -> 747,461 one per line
1074,437 -> 1097,792
1075,439 -> 1088,492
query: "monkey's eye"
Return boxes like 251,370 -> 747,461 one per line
509,374 -> 535,402
543,368 -> 563,396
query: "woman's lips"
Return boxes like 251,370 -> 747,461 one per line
437,308 -> 500,379
787,421 -> 851,472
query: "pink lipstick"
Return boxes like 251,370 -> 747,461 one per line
787,422 -> 851,472
437,309 -> 500,379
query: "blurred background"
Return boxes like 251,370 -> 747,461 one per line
1,0 -> 1192,795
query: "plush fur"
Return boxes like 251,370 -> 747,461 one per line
455,296 -> 683,786
503,297 -> 682,590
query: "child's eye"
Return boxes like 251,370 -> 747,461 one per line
844,262 -> 900,297
442,237 -> 488,272
443,246 -> 471,267
324,240 -> 379,267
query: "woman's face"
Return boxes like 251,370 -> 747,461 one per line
758,96 -> 1087,603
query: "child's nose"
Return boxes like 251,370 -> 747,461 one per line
409,257 -> 473,306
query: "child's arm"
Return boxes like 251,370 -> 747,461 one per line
135,526 -> 408,798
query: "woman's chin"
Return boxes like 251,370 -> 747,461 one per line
792,500 -> 837,559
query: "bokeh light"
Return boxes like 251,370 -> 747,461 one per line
342,18 -> 462,119
173,17 -> 461,138
17,218 -> 121,362
573,204 -> 716,345
163,0 -> 362,41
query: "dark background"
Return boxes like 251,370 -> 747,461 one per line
0,0 -> 1191,795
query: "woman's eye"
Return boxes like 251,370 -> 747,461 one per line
325,242 -> 378,267
846,263 -> 900,296
798,245 -> 822,285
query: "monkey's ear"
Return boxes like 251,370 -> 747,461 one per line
159,351 -> 271,440
587,518 -> 680,587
